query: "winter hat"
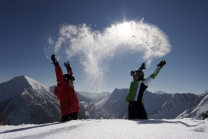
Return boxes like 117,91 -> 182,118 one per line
135,69 -> 144,80
130,63 -> 146,80
63,74 -> 75,81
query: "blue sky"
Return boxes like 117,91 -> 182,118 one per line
0,0 -> 208,94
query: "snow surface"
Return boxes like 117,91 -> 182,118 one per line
0,119 -> 208,139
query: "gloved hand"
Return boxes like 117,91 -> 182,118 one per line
157,59 -> 166,67
51,54 -> 59,66
64,61 -> 72,70
139,63 -> 146,70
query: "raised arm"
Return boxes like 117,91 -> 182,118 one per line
143,60 -> 166,86
51,54 -> 64,85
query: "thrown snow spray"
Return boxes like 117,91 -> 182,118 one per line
45,19 -> 171,90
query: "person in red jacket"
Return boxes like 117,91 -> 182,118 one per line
51,54 -> 80,122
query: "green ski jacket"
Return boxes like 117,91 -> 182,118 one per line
126,65 -> 163,104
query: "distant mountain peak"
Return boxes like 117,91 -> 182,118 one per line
154,90 -> 168,94
0,75 -> 48,102
0,75 -> 60,125
12,75 -> 47,90
12,75 -> 38,84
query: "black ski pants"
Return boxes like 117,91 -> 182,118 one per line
69,112 -> 78,120
128,101 -> 148,120
61,112 -> 78,122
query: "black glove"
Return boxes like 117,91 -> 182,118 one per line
157,59 -> 166,67
64,61 -> 72,70
139,63 -> 146,70
51,54 -> 59,66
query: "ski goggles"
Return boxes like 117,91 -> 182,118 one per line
130,70 -> 144,76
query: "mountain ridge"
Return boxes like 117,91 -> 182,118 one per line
1,76 -> 208,125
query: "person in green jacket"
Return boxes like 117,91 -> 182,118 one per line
126,60 -> 166,119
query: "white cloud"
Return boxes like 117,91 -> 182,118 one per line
45,19 -> 171,89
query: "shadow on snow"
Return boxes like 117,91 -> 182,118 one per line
134,119 -> 201,127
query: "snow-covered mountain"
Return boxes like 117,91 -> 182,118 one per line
0,76 -> 92,125
1,76 -> 208,125
88,89 -> 206,120
0,76 -> 61,125
177,91 -> 208,119
154,90 -> 169,94
88,89 -> 173,119
144,91 -> 173,117
0,76 -> 50,102
88,88 -> 128,119
150,93 -> 197,119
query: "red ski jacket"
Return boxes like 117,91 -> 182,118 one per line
54,66 -> 80,116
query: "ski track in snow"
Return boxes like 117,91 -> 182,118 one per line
0,119 -> 208,139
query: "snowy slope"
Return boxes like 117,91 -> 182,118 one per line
0,76 -> 60,125
177,91 -> 208,119
0,119 -> 207,139
87,95 -> 110,119
87,89 -> 172,119
150,93 -> 197,119
0,76 -> 93,124
98,88 -> 129,119
88,88 -> 128,119
144,91 -> 172,117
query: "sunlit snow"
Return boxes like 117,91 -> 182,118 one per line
0,119 -> 208,139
